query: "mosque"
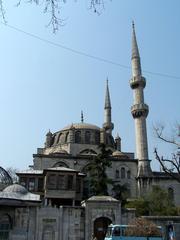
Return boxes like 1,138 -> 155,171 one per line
0,24 -> 180,240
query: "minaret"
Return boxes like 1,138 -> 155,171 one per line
130,22 -> 151,177
103,79 -> 114,135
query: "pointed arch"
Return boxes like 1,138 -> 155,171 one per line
53,161 -> 69,168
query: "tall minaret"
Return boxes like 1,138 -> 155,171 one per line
130,22 -> 151,177
103,79 -> 114,135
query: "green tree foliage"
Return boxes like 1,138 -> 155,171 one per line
126,186 -> 178,216
88,144 -> 112,196
112,183 -> 129,206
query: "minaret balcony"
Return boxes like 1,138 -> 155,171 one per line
103,122 -> 114,131
131,103 -> 149,118
130,76 -> 146,89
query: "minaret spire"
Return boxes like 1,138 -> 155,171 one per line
131,21 -> 142,77
103,79 -> 114,135
105,78 -> 111,109
130,23 -> 151,179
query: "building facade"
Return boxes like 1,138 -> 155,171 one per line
0,24 -> 180,240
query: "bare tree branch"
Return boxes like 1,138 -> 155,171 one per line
153,124 -> 180,147
0,0 -> 108,32
153,123 -> 180,182
154,148 -> 180,182
0,0 -> 6,23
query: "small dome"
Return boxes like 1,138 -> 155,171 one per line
3,184 -> 28,195
0,167 -> 13,185
112,150 -> 129,159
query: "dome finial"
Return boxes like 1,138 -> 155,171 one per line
81,110 -> 84,123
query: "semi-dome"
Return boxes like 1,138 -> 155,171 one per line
0,167 -> 13,185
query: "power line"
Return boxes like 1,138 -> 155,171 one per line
1,22 -> 180,80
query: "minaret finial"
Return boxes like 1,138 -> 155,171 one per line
81,110 -> 84,123
132,20 -> 135,29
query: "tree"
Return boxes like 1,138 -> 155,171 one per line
125,218 -> 162,237
6,167 -> 19,183
112,183 -> 129,206
154,123 -> 180,182
88,143 -> 112,196
125,185 -> 178,216
0,0 -> 109,32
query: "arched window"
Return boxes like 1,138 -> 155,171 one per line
121,167 -> 125,179
0,214 -> 11,240
65,132 -> 69,143
127,170 -> 131,179
75,131 -> 81,143
95,131 -> 100,144
42,226 -> 55,240
168,187 -> 174,201
85,131 -> 91,144
115,170 -> 120,179
55,133 -> 61,144
53,162 -> 69,168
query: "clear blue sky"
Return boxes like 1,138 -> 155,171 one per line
0,0 -> 179,170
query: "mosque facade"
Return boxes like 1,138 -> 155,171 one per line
0,24 -> 180,240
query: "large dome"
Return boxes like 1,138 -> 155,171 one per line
61,123 -> 100,131
46,122 -> 101,147
0,167 -> 13,185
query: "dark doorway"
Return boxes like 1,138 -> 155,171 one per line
94,217 -> 112,240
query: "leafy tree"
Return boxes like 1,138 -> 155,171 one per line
154,123 -> 180,182
147,186 -> 177,216
125,218 -> 162,237
126,185 -> 178,216
88,143 -> 112,196
112,183 -> 129,206
0,0 -> 109,32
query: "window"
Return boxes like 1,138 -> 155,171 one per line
121,168 -> 125,179
85,131 -> 91,144
47,174 -> 56,190
65,132 -> 69,143
67,175 -> 73,190
28,178 -> 35,191
0,215 -> 11,240
115,170 -> 120,179
113,227 -> 120,236
95,131 -> 100,144
55,133 -> 61,144
75,131 -> 81,143
20,177 -> 27,188
58,175 -> 66,189
127,170 -> 131,179
76,178 -> 81,193
38,178 -> 44,191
